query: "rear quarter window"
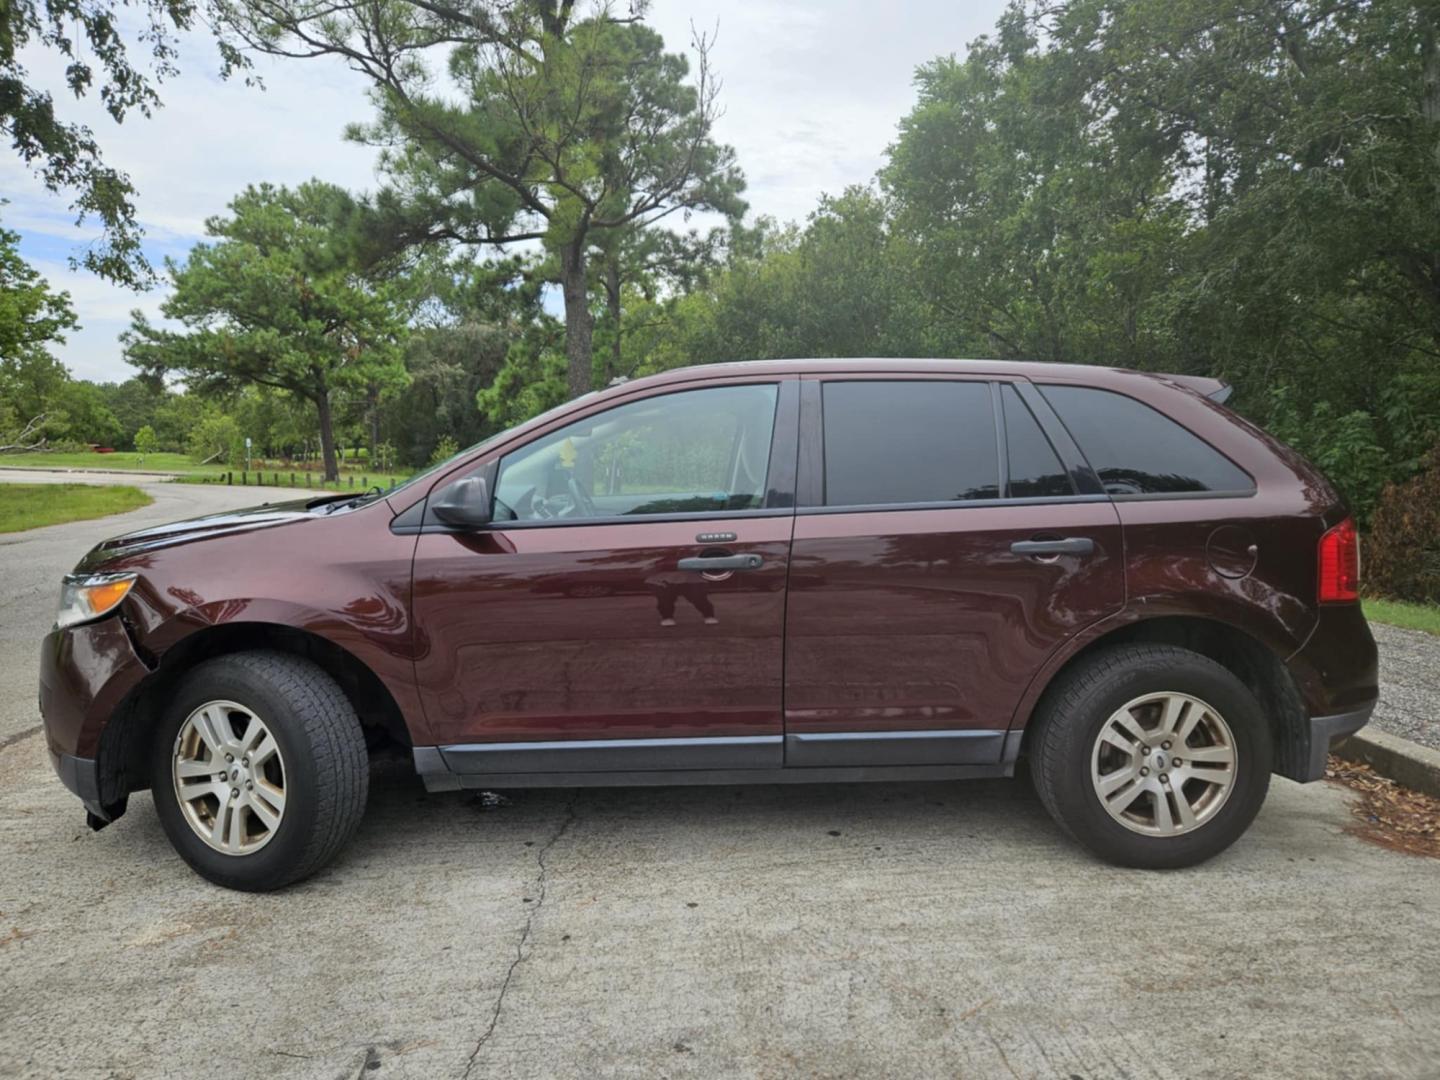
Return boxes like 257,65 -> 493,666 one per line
1039,384 -> 1254,496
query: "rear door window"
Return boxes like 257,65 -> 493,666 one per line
1002,386 -> 1073,499
821,380 -> 999,507
1039,385 -> 1253,496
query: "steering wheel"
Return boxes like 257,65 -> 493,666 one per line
566,475 -> 598,518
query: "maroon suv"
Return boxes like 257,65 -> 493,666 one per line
39,359 -> 1377,890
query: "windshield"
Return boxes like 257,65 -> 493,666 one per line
383,392 -> 600,502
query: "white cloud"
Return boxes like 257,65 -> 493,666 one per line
6,0 -> 1007,381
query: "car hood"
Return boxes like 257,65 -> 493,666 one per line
74,497 -> 332,572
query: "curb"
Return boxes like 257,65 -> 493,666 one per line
1332,728 -> 1440,800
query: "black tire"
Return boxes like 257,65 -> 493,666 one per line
149,650 -> 369,891
1028,644 -> 1271,869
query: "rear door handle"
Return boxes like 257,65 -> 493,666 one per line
678,554 -> 763,572
1010,537 -> 1094,557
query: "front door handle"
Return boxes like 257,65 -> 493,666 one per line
678,553 -> 763,572
1010,537 -> 1094,558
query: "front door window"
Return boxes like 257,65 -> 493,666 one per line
494,384 -> 780,522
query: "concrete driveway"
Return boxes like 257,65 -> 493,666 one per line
2,476 -> 1438,1079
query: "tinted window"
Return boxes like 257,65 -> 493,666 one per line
494,384 -> 778,520
1002,386 -> 1073,499
1040,385 -> 1253,496
822,381 -> 999,506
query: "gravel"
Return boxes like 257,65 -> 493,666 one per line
1369,622 -> 1440,752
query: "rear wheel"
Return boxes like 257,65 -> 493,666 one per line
1028,644 -> 1271,868
150,651 -> 369,891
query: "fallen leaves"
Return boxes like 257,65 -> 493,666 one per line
1326,755 -> 1440,858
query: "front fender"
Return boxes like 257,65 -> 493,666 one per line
126,592 -> 431,746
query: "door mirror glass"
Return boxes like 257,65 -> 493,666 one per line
431,476 -> 492,528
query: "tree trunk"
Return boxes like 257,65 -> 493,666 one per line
560,241 -> 594,399
605,257 -> 622,383
315,390 -> 339,481
367,383 -> 381,466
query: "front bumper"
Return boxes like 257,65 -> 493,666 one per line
39,615 -> 150,822
46,747 -> 120,826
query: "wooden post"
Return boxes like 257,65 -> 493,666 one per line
227,471 -> 233,486
242,471 -> 248,485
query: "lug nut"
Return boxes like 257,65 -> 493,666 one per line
1160,774 -> 1170,784
1140,767 -> 1150,776
242,756 -> 249,766
246,781 -> 254,790
1161,742 -> 1171,750
1173,757 -> 1183,767
1140,745 -> 1150,753
231,788 -> 240,798
225,754 -> 234,763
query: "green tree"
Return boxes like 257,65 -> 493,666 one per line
2,0 -> 248,285
1,213 -> 77,364
133,423 -> 159,460
49,378 -> 122,446
123,181 -> 410,480
868,0 -> 1440,515
187,409 -> 243,464
100,377 -> 166,449
214,0 -> 744,398
1,217 -> 84,449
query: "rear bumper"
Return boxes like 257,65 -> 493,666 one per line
1293,703 -> 1375,783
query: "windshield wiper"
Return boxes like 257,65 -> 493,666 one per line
321,486 -> 388,514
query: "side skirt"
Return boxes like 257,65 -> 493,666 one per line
413,728 -> 1022,793
414,754 -> 1013,792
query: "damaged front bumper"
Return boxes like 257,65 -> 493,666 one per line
39,615 -> 151,828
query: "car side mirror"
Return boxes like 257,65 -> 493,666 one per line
430,476 -> 492,528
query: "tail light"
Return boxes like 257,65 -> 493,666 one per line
1318,517 -> 1359,603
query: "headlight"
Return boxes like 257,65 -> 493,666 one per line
56,572 -> 137,630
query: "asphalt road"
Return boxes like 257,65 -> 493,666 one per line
2,474 -> 1438,1079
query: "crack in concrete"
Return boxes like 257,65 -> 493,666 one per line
461,796 -> 578,1078
0,725 -> 42,753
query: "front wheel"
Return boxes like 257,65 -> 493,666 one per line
149,651 -> 369,891
1028,644 -> 1272,869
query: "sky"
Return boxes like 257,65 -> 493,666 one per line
3,0 -> 1008,384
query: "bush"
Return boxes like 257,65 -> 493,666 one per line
1366,444 -> 1440,605
428,435 -> 459,466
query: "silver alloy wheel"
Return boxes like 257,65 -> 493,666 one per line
1089,692 -> 1237,836
172,700 -> 287,855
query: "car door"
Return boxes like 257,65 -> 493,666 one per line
410,377 -> 798,777
782,375 -> 1124,767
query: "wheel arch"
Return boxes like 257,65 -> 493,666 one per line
97,621 -> 411,805
1013,614 -> 1311,780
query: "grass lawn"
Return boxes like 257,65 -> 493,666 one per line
0,450 -> 199,473
0,483 -> 152,533
1364,597 -> 1440,637
4,451 -> 404,490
